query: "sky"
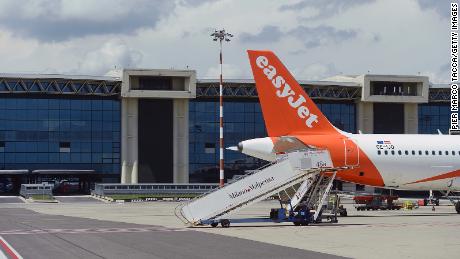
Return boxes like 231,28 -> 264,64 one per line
0,0 -> 453,82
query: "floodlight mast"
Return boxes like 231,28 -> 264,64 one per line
210,29 -> 233,187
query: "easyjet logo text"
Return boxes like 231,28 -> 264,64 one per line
256,55 -> 318,128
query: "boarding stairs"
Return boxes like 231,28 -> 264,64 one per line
440,190 -> 460,213
277,171 -> 337,222
175,149 -> 345,226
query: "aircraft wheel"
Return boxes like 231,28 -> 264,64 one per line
220,219 -> 230,228
455,202 -> 460,214
210,222 -> 218,228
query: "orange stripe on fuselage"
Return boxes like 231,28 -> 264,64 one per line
295,134 -> 385,187
405,170 -> 460,185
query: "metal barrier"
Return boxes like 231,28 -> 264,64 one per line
20,184 -> 53,198
92,183 -> 219,197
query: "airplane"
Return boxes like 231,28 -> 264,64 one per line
232,50 -> 460,214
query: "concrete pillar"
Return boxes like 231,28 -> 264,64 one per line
128,99 -> 139,183
121,98 -> 129,183
121,98 -> 139,183
131,160 -> 138,184
356,101 -> 374,133
121,161 -> 128,183
404,103 -> 418,134
173,99 -> 189,183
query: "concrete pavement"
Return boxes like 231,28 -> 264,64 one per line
0,196 -> 23,204
0,206 -> 342,259
21,199 -> 460,259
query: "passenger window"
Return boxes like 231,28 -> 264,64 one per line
419,150 -> 422,155
391,150 -> 395,155
398,150 -> 402,155
404,150 -> 408,155
425,150 -> 429,155
384,150 -> 388,155
412,150 -> 415,155
438,151 -> 442,155
445,151 -> 449,155
452,151 -> 455,155
377,150 -> 381,155
432,151 -> 435,155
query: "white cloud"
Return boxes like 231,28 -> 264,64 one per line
204,63 -> 245,79
420,63 -> 450,84
292,63 -> 338,81
0,0 -> 175,41
75,39 -> 142,75
0,0 -> 451,82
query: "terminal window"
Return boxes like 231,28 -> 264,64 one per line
138,77 -> 172,91
0,98 -> 121,177
204,143 -> 215,154
370,81 -> 418,96
59,142 -> 71,153
418,103 -> 450,134
0,141 -> 4,152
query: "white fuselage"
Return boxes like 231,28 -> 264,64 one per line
353,134 -> 460,191
237,134 -> 460,191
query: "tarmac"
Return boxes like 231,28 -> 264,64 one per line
0,196 -> 459,259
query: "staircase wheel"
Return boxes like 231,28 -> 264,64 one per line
220,219 -> 230,228
210,222 -> 218,228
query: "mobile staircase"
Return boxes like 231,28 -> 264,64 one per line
275,170 -> 337,225
175,149 -> 348,227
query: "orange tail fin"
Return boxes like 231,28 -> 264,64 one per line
248,50 -> 339,136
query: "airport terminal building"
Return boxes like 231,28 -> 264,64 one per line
0,70 -> 450,194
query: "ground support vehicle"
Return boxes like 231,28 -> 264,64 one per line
354,195 -> 402,211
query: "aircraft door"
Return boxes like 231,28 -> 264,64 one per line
344,138 -> 359,167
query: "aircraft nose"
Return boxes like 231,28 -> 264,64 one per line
226,142 -> 243,152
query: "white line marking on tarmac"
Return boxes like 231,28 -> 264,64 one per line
0,236 -> 23,259
0,227 -> 187,235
